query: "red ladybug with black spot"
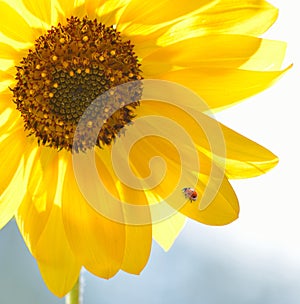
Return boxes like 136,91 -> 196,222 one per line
182,187 -> 198,202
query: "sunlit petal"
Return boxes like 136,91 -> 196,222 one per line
1,140 -> 37,229
62,157 -> 126,278
96,148 -> 152,274
119,0 -> 213,26
0,2 -> 34,42
153,212 -> 186,251
180,174 -> 239,225
35,204 -> 81,297
216,124 -> 279,178
22,0 -> 52,25
158,0 -> 278,45
153,66 -> 291,111
143,35 -> 287,71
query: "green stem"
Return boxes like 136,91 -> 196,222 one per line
66,277 -> 81,304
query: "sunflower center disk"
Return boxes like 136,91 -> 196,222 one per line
12,16 -> 143,152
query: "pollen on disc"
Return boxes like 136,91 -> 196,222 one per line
12,16 -> 143,152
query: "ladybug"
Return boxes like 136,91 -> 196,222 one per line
182,187 -> 198,202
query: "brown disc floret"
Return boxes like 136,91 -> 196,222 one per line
12,16 -> 143,152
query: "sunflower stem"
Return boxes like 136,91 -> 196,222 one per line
66,276 -> 82,304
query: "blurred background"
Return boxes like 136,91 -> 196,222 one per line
1,1 -> 299,303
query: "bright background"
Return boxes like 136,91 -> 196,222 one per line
1,1 -> 299,303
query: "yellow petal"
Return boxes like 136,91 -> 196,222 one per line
134,99 -> 218,168
0,2 -> 34,42
16,148 -> 81,296
35,205 -> 81,297
0,69 -> 14,82
129,35 -> 161,59
0,106 -> 22,135
136,100 -> 278,179
62,156 -> 126,279
143,35 -> 259,71
0,108 -> 13,129
158,0 -> 278,44
57,0 -> 75,17
216,124 -> 279,178
0,59 -> 14,72
142,35 -> 287,72
123,107 -> 239,224
0,80 -> 13,93
122,25 -> 172,58
0,162 -> 25,228
85,0 -> 105,16
57,4 -> 87,24
118,110 -> 211,217
0,42 -> 22,60
119,0 -> 212,25
0,138 -> 37,229
205,0 -> 279,35
154,66 -> 291,111
123,130 -> 199,208
85,0 -> 129,19
121,225 -> 152,274
22,0 -> 52,24
16,147 -> 59,253
240,38 -> 287,71
180,174 -> 239,225
130,134 -> 225,215
153,211 -> 186,251
0,127 -> 27,194
0,90 -> 15,113
95,0 -> 130,25
134,99 -> 222,157
96,148 -> 152,274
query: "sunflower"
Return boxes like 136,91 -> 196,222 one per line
0,0 -> 289,298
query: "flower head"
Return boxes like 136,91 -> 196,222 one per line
0,0 -> 290,297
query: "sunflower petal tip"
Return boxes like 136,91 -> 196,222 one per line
161,243 -> 173,252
